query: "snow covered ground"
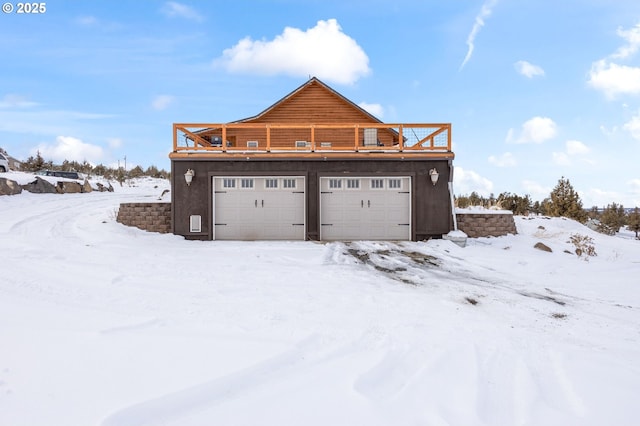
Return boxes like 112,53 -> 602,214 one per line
1,173 -> 639,426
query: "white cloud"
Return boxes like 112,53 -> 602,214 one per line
460,0 -> 499,70
488,152 -> 516,167
34,136 -> 104,164
453,166 -> 494,196
216,19 -> 371,85
600,124 -> 618,137
76,15 -> 98,26
565,140 -> 590,155
553,140 -> 592,166
358,102 -> 384,118
588,22 -> 640,99
552,151 -> 571,166
612,23 -> 640,59
0,109 -> 114,136
514,60 -> 545,78
588,60 -> 640,99
152,95 -> 174,111
161,2 -> 203,22
0,94 -> 38,108
623,111 -> 640,141
506,116 -> 557,144
522,180 -> 550,199
582,187 -> 633,208
107,138 -> 123,149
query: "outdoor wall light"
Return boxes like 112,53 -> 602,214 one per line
429,168 -> 439,186
184,169 -> 195,186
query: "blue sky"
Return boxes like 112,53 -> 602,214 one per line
1,0 -> 640,207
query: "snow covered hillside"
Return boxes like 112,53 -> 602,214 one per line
1,175 -> 639,426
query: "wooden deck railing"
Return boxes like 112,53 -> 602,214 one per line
172,123 -> 451,154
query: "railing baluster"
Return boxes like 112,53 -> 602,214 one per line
171,123 -> 452,155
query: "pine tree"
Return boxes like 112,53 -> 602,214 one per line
498,192 -> 532,215
22,150 -> 46,172
627,207 -> 640,239
600,203 -> 626,233
127,165 -> 144,178
547,177 -> 587,223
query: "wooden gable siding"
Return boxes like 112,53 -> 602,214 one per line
248,81 -> 379,124
200,80 -> 396,149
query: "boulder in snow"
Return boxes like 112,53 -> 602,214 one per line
57,181 -> 83,194
534,242 -> 553,253
0,177 -> 22,196
22,177 -> 57,194
82,179 -> 93,193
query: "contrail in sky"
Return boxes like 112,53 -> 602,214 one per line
460,0 -> 499,71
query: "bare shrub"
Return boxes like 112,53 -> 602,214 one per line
569,234 -> 597,259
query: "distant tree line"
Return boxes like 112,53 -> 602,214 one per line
19,150 -> 170,183
456,176 -> 640,238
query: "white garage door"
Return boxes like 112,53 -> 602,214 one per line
213,176 -> 305,240
320,177 -> 411,241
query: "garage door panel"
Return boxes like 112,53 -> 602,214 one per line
213,177 -> 305,240
320,177 -> 411,241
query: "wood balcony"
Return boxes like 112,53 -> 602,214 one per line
170,123 -> 453,159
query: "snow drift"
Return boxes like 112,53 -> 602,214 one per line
1,173 -> 639,426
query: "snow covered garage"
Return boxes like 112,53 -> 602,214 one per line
170,77 -> 455,241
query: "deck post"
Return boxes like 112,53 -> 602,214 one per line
310,125 -> 315,151
354,125 -> 359,152
267,125 -> 271,152
222,125 -> 227,151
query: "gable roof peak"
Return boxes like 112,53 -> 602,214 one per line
233,76 -> 382,124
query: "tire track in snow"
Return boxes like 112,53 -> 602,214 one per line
100,335 -> 324,426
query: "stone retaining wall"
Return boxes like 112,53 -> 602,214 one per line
455,212 -> 517,238
117,202 -> 171,234
115,204 -> 517,239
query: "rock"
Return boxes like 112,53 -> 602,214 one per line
57,181 -> 83,194
0,177 -> 23,195
82,179 -> 93,193
534,242 -> 553,252
22,177 -> 57,194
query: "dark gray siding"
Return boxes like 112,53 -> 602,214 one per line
171,157 -> 453,241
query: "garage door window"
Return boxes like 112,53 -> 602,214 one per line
223,178 -> 236,188
389,178 -> 402,189
371,179 -> 384,189
283,179 -> 296,189
265,178 -> 278,189
329,179 -> 342,189
346,179 -> 360,189
241,178 -> 254,189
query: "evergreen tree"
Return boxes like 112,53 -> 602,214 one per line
532,200 -> 542,216
145,165 -> 160,178
498,192 -> 532,215
541,197 -> 553,216
600,203 -> 626,233
128,165 -> 144,178
547,177 -> 587,223
627,207 -> 640,239
21,150 -> 46,172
